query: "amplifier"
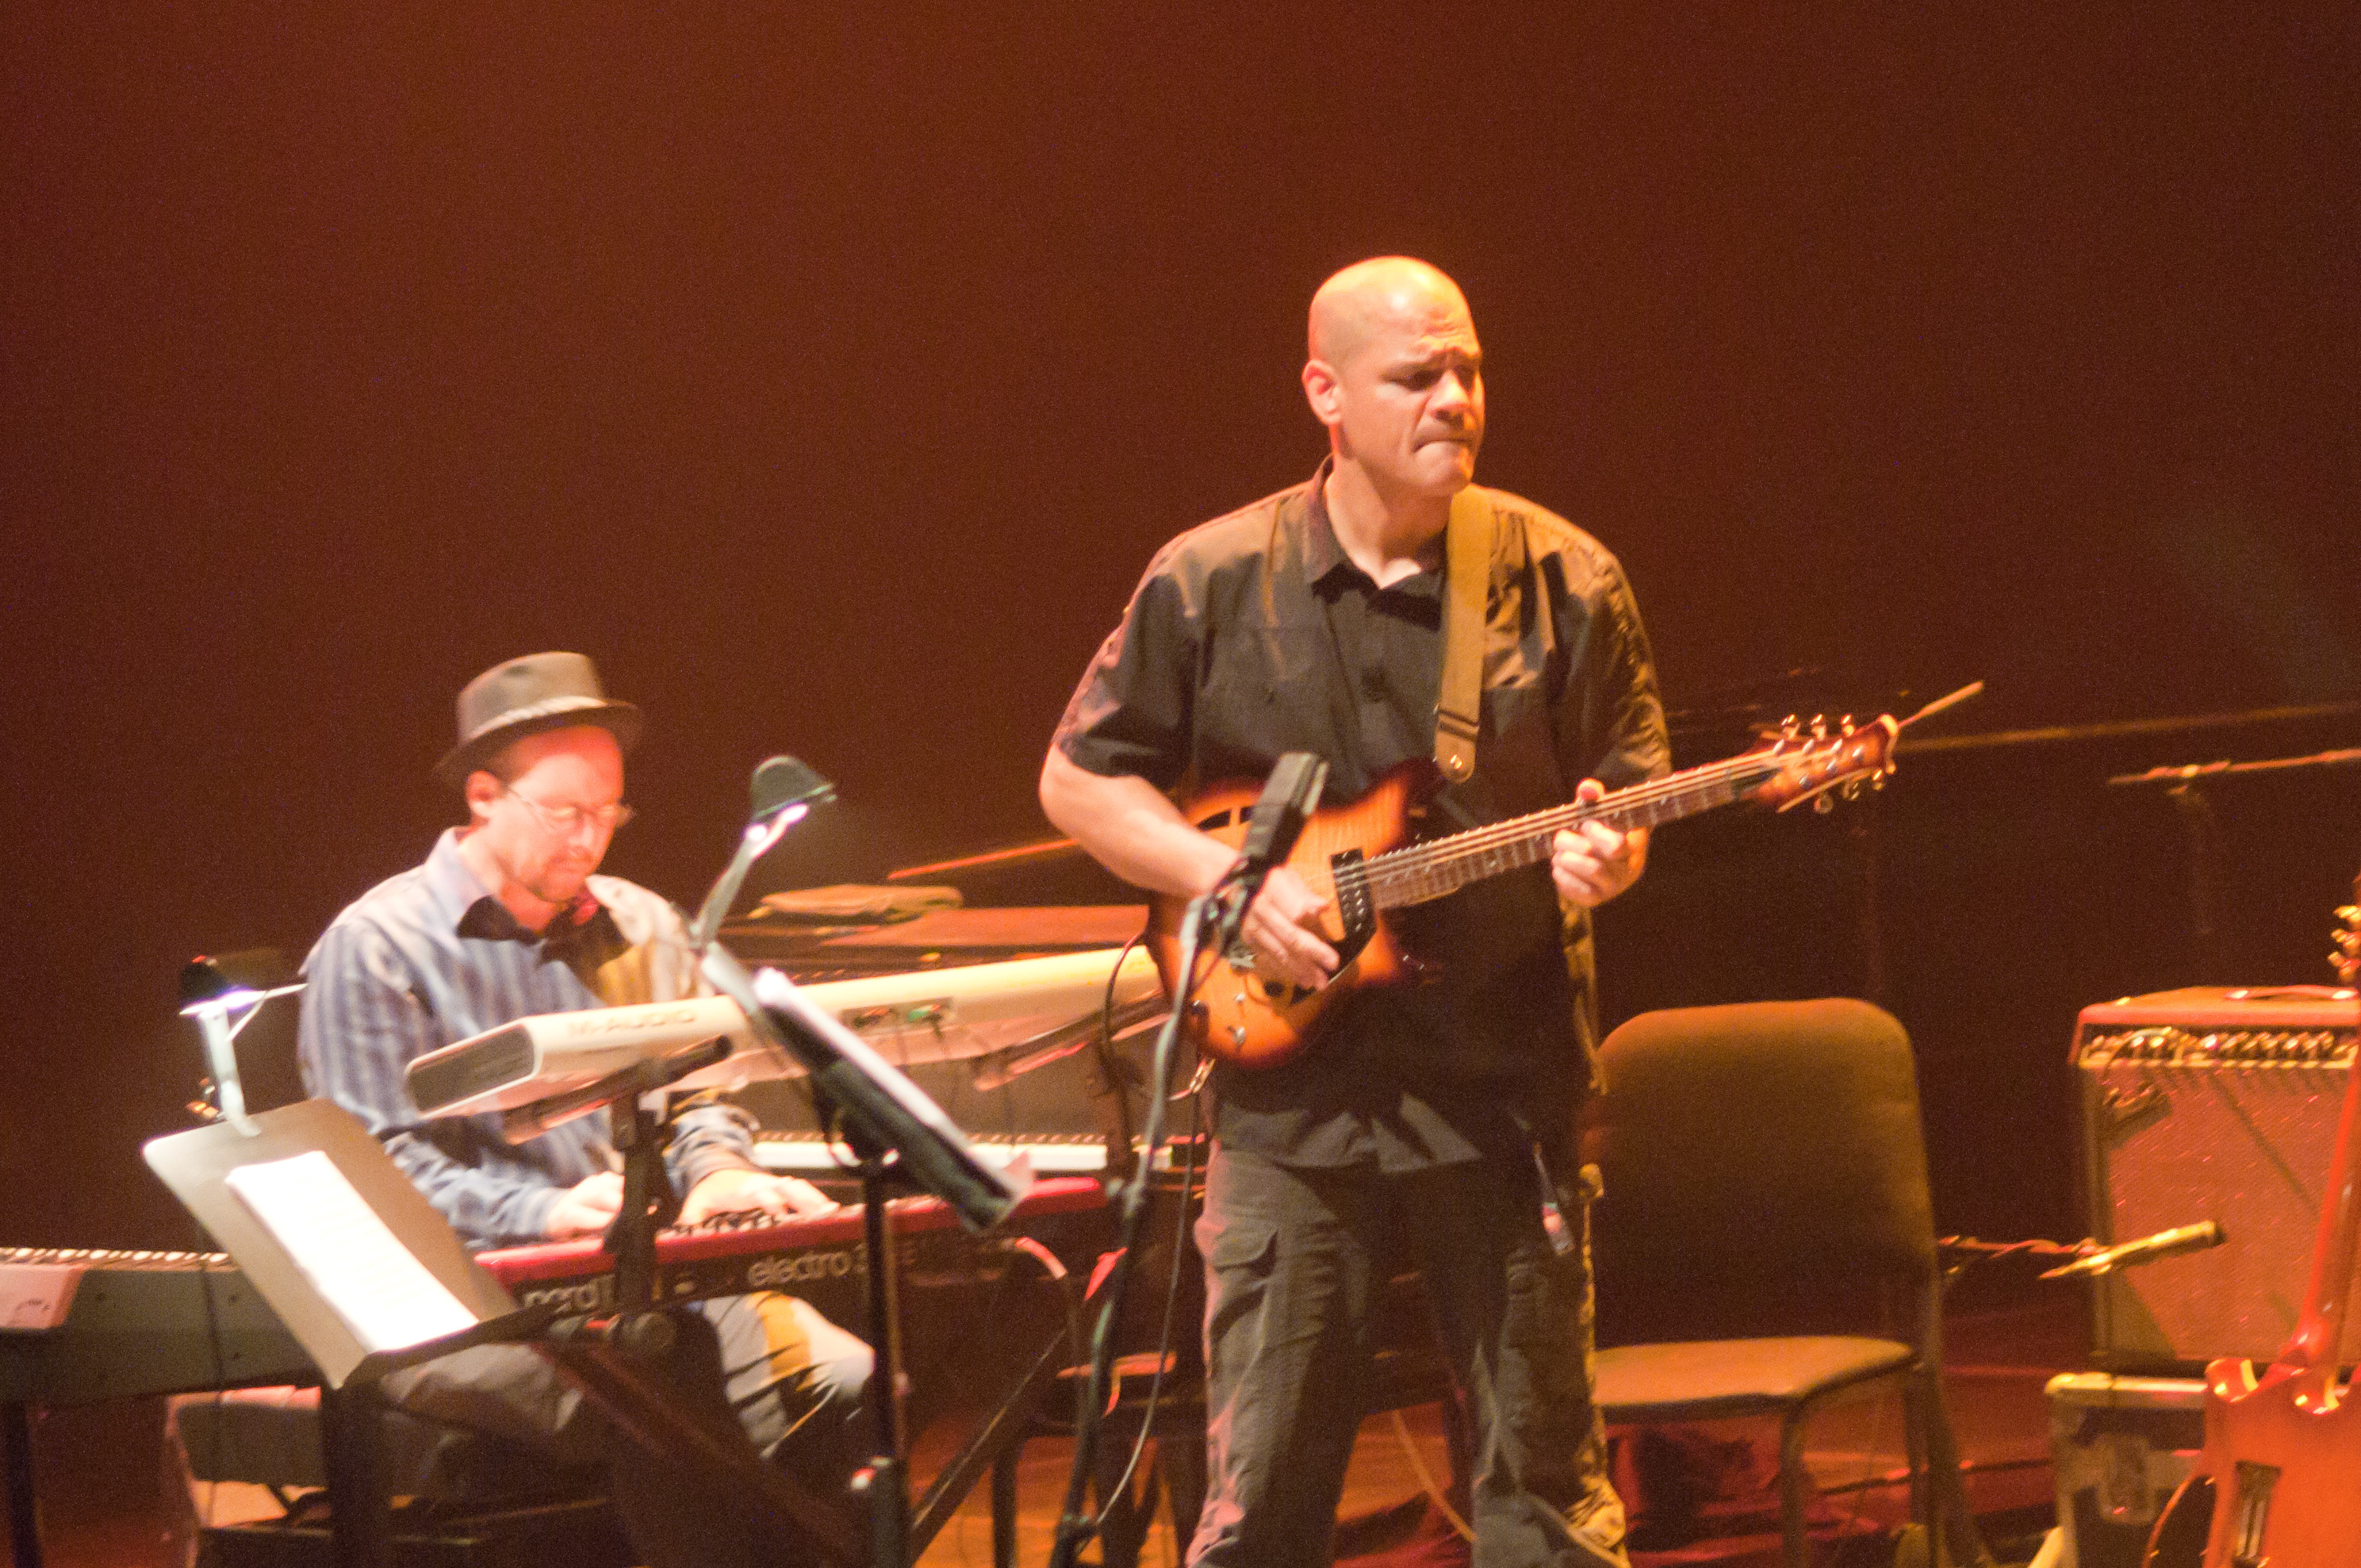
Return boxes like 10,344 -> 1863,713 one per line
2075,985 -> 2361,1369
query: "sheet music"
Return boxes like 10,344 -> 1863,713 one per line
223,1150 -> 478,1354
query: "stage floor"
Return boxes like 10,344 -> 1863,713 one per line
13,1290 -> 2083,1567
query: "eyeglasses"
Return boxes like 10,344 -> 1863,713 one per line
502,784 -> 635,836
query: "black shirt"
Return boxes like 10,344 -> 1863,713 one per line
1055,462 -> 1669,1168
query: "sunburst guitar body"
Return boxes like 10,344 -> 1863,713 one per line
1148,715 -> 1902,1070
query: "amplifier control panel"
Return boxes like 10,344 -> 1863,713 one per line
2079,1025 -> 2354,1067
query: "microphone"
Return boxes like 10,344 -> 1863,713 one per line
2041,1220 -> 2225,1279
690,756 -> 837,947
1212,753 -> 1328,953
751,755 -> 834,825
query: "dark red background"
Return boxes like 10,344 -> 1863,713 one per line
5,6 -> 2356,1250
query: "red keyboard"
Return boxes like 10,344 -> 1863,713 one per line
476,1175 -> 1110,1317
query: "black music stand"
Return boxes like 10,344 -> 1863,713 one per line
702,945 -> 1029,1568
143,1099 -> 554,1568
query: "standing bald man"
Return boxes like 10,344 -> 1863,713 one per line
1043,259 -> 1669,1566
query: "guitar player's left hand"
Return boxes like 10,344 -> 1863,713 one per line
1551,779 -> 1650,909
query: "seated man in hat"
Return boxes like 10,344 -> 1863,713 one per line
297,650 -> 871,1566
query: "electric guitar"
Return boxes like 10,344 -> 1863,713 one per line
2168,906 -> 2361,1568
1149,712 -> 1901,1069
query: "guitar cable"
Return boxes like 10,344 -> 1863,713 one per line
1088,1081 -> 1204,1541
1046,891 -> 1221,1568
1079,925 -> 1207,1539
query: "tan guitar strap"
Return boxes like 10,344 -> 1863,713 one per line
1434,487 -> 1492,783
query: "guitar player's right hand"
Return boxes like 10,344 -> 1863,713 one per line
1239,865 -> 1340,991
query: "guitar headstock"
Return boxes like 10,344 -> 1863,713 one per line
2333,884 -> 2359,988
1746,713 -> 1901,815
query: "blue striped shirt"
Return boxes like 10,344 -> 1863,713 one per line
297,829 -> 757,1249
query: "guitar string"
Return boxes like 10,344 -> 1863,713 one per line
1307,756 -> 1763,935
1369,730 -> 1886,881
1358,750 -> 1780,892
1347,765 -> 1746,899
1309,738 -> 1875,914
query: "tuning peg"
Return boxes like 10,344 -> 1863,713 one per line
1840,715 -> 1857,736
1810,714 -> 1829,740
2338,905 -> 2360,924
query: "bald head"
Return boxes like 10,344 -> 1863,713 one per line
1307,257 -> 1472,369
1301,257 -> 1485,512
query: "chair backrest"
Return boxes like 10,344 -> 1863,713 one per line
1582,998 -> 1938,1348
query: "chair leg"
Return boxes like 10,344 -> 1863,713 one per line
1916,1377 -> 1991,1568
1159,1427 -> 1207,1551
1777,1409 -> 1813,1568
5,1401 -> 42,1568
991,1447 -> 1018,1568
1094,1446 -> 1160,1568
1901,1372 -> 1932,1534
317,1383 -> 392,1568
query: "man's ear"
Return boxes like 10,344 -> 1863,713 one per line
462,769 -> 503,826
1301,357 -> 1343,427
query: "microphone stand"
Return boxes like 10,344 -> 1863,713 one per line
1046,752 -> 1323,1568
1044,880 -> 1228,1568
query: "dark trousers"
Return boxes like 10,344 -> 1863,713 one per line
1186,1143 -> 1627,1568
381,1291 -> 872,1568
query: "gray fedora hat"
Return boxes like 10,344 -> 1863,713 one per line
434,652 -> 644,787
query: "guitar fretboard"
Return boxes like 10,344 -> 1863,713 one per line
1357,752 -> 1781,910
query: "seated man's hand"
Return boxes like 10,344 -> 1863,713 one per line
679,1166 -> 841,1227
545,1171 -> 624,1239
1551,779 -> 1650,910
1237,863 -> 1339,991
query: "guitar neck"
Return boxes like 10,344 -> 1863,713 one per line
1362,753 -> 1778,910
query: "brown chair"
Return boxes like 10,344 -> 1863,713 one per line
1582,999 -> 1991,1568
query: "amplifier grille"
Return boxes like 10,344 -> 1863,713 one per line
2077,987 -> 2361,1369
